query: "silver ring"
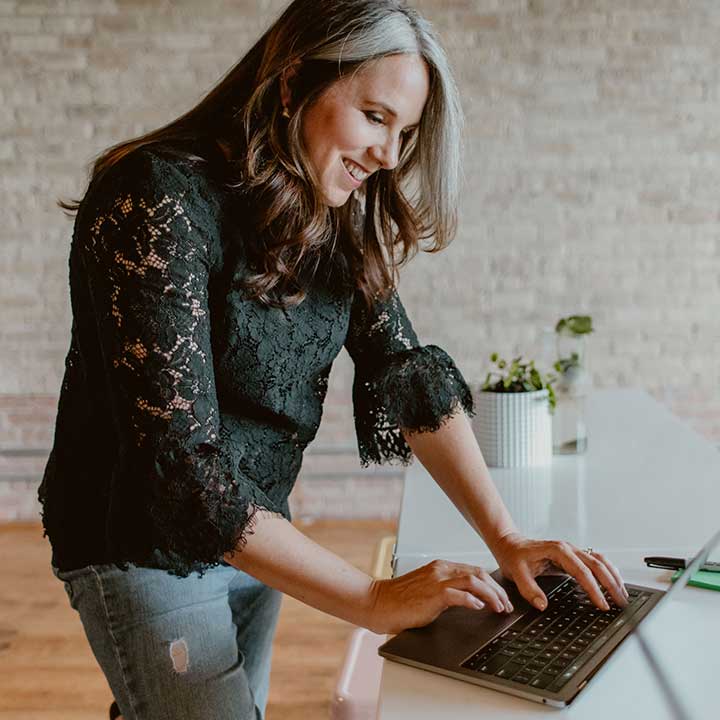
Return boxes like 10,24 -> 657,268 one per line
584,547 -> 594,555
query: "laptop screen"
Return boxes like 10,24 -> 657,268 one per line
632,528 -> 720,720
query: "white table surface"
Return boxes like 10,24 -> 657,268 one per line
378,388 -> 720,720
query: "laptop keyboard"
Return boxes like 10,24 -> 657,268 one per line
460,578 -> 651,692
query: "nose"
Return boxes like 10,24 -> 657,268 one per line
369,134 -> 401,171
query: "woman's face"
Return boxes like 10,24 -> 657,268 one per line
300,53 -> 430,207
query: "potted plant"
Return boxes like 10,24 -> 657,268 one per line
472,353 -> 557,467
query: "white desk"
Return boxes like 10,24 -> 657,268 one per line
378,388 -> 720,719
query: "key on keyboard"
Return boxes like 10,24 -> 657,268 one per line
461,579 -> 650,691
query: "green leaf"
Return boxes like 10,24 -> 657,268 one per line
483,349 -> 560,395
556,315 -> 593,336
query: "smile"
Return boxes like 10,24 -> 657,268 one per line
342,158 -> 370,183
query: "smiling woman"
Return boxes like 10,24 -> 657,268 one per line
40,1 -> 627,719
44,3 -> 473,719
297,54 -> 429,207
58,0 -> 464,312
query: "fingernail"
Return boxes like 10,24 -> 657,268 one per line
623,586 -> 630,598
506,602 -> 514,613
534,596 -> 547,611
474,599 -> 485,610
602,599 -> 610,610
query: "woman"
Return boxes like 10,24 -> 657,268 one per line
40,1 -> 628,718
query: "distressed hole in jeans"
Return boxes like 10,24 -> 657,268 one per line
169,638 -> 189,673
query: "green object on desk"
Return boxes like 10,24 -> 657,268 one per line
671,569 -> 720,592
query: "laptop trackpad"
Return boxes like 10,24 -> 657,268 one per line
380,572 -> 569,670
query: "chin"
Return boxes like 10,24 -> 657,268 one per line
327,198 -> 351,208
322,190 -> 352,208
316,174 -> 353,207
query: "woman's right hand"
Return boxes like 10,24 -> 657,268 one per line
366,559 -> 514,635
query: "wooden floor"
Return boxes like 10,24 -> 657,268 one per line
0,519 -> 397,720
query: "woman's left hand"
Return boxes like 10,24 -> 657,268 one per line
492,532 -> 630,612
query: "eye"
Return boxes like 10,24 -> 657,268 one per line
364,111 -> 385,125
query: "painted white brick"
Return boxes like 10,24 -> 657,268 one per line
40,16 -> 94,33
17,0 -> 117,15
0,15 -> 41,31
0,139 -> 15,160
12,49 -> 88,71
9,33 -> 60,51
151,33 -> 213,50
1,0 -> 719,518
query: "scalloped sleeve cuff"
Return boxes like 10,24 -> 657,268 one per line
351,344 -> 476,467
140,441 -> 283,577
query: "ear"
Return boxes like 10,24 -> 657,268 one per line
279,60 -> 301,111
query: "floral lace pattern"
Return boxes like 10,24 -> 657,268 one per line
76,151 -> 285,576
344,289 -> 476,467
39,143 -> 475,578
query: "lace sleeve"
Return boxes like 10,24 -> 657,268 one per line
344,287 -> 476,467
79,150 -> 277,576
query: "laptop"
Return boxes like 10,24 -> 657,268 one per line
378,528 -> 720,710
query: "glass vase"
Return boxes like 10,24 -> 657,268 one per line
552,333 -> 590,455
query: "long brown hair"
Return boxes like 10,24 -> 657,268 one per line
59,0 -> 464,309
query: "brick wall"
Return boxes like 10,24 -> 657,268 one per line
2,0 -> 719,520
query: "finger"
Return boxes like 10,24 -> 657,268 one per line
591,551 -> 629,600
549,544 -> 608,610
444,586 -> 486,612
579,551 -> 627,607
476,568 -> 513,612
594,551 -> 627,596
464,565 -> 513,612
450,563 -> 505,612
512,563 -> 548,611
446,575 -> 506,613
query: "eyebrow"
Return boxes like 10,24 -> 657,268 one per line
374,101 -> 398,118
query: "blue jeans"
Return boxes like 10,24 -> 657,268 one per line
53,559 -> 283,720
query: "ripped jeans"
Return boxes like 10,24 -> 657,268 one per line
53,559 -> 282,720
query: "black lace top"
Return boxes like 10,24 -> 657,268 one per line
39,139 -> 475,577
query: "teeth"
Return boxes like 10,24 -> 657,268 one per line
343,159 -> 369,181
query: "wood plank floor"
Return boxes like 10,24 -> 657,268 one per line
0,519 -> 397,720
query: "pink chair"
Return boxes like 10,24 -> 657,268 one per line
329,536 -> 396,720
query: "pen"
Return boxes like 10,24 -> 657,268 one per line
644,556 -> 720,573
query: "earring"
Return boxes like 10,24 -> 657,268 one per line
282,106 -> 290,119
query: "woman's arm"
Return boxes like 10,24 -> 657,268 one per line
224,507 -> 519,635
402,409 -> 629,611
223,515 -> 376,628
402,407 -> 519,552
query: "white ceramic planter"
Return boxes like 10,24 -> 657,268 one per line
472,389 -> 553,467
